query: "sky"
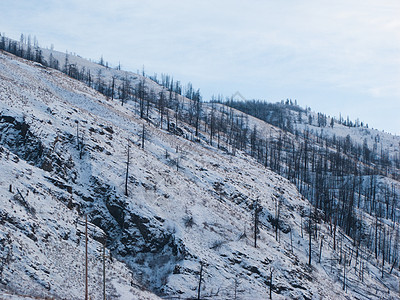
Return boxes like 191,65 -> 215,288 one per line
1,0 -> 399,134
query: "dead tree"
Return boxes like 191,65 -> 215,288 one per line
269,267 -> 274,299
233,276 -> 239,300
275,196 -> 282,242
142,124 -> 145,149
125,140 -> 130,196
197,261 -> 204,300
111,76 -> 115,101
76,120 -> 79,148
319,237 -> 324,263
308,210 -> 313,266
79,133 -> 85,159
85,215 -> 88,300
253,199 -> 260,248
103,242 -> 106,300
343,253 -> 346,291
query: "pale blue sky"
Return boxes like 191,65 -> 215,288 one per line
1,0 -> 399,134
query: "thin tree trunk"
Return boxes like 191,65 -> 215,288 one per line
103,242 -> 106,300
197,262 -> 203,300
269,267 -> 273,299
142,124 -> 145,149
85,215 -> 88,300
125,140 -> 130,196
319,238 -> 323,263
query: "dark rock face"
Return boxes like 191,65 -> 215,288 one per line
83,177 -> 186,292
0,115 -> 76,179
0,115 -> 44,164
168,123 -> 184,136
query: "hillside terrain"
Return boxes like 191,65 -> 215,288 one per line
0,37 -> 400,299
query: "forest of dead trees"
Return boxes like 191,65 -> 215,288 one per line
2,33 -> 400,279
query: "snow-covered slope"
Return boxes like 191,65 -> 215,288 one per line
295,109 -> 400,160
1,50 -> 400,299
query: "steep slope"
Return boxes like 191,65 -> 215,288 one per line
1,50 -> 400,299
0,145 -> 159,300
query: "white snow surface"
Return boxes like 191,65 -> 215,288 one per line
0,50 -> 399,299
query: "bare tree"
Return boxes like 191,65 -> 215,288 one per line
197,261 -> 204,300
269,267 -> 274,299
125,139 -> 130,196
142,124 -> 145,149
253,199 -> 260,248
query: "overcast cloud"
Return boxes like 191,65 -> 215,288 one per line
1,0 -> 399,134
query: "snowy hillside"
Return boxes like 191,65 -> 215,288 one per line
1,48 -> 400,300
294,108 -> 400,160
224,99 -> 400,160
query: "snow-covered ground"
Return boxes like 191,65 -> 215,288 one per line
1,49 -> 400,299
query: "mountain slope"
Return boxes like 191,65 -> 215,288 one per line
0,49 -> 400,299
